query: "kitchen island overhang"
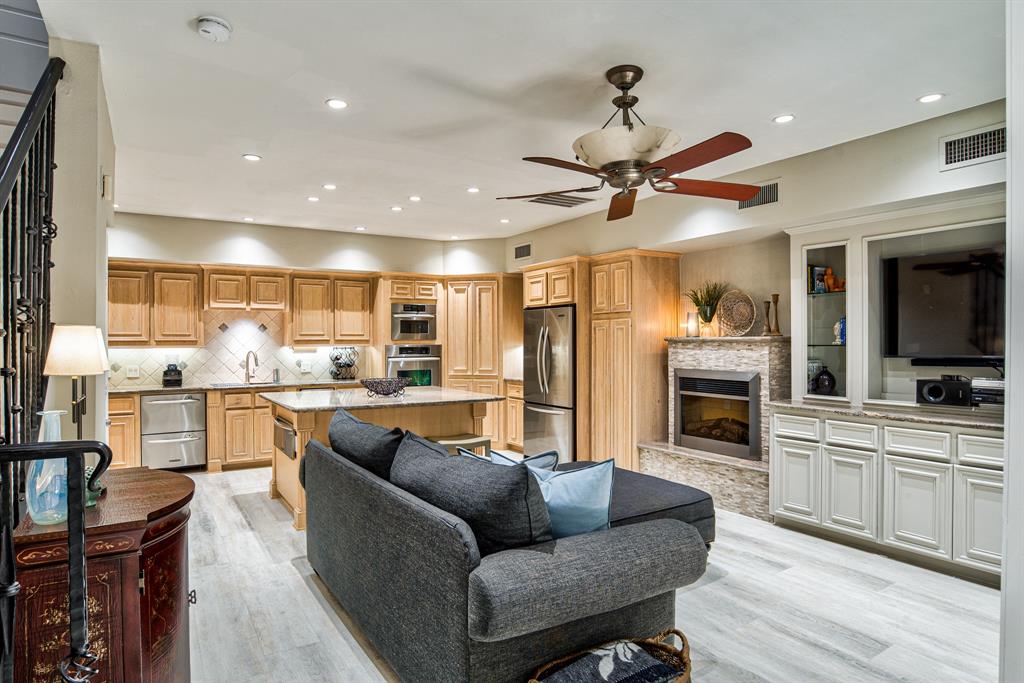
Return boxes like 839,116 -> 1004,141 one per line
260,386 -> 505,530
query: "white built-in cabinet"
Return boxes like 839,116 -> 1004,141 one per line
771,410 -> 1003,575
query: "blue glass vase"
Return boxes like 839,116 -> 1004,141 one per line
26,410 -> 68,525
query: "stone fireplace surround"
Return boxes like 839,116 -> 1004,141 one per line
639,336 -> 791,520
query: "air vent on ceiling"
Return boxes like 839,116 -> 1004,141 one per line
514,243 -> 532,261
738,181 -> 779,210
527,194 -> 597,208
939,123 -> 1006,171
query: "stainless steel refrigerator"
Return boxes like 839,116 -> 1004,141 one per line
524,305 -> 575,463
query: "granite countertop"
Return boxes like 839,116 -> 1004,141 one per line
108,379 -> 362,395
665,335 -> 791,343
261,386 -> 506,412
769,398 -> 1004,431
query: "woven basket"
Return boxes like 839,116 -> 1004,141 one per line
529,629 -> 691,683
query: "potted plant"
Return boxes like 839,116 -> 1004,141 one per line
685,281 -> 730,337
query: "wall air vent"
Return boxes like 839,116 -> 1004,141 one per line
527,194 -> 596,208
514,243 -> 532,261
939,123 -> 1006,171
738,181 -> 779,210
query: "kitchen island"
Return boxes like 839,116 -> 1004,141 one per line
260,385 -> 505,529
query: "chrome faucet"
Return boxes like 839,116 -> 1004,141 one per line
245,350 -> 259,384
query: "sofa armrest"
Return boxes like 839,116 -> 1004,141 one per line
467,518 -> 707,642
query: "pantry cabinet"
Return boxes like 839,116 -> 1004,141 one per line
591,318 -> 633,470
446,280 -> 499,378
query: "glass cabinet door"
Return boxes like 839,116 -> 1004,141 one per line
805,244 -> 847,398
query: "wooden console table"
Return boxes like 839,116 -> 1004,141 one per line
13,468 -> 194,682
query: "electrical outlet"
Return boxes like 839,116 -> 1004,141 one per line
126,365 -> 140,379
300,360 -> 313,374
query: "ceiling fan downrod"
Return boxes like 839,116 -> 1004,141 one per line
604,64 -> 647,131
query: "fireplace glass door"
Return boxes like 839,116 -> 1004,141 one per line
675,370 -> 760,459
681,395 -> 751,447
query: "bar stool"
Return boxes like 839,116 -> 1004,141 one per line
428,433 -> 492,457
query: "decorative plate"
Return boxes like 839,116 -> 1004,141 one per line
361,377 -> 410,398
717,290 -> 756,336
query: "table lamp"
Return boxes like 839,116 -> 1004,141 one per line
43,325 -> 110,440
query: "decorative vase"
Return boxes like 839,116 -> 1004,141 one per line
769,293 -> 783,335
698,305 -> 717,338
812,366 -> 837,396
761,301 -> 772,336
26,410 -> 69,525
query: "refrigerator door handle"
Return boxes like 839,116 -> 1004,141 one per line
526,405 -> 565,415
537,326 -> 549,394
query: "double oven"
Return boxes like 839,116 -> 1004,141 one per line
391,303 -> 437,341
388,303 -> 441,386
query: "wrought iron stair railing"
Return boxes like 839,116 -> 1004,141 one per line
0,56 -> 113,682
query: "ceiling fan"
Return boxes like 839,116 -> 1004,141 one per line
498,65 -> 761,221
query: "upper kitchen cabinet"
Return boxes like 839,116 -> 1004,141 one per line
290,277 -> 333,344
108,269 -> 151,343
204,267 -> 289,310
334,279 -> 372,343
592,260 -> 632,314
388,277 -> 438,301
521,257 -> 587,308
108,261 -> 203,347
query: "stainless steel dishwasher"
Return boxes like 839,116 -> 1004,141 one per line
140,393 -> 207,469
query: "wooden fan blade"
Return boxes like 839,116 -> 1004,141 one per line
607,189 -> 637,221
643,132 -> 752,176
655,178 -> 761,201
523,156 -> 600,176
497,184 -> 603,200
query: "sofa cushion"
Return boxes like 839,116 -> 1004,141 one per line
458,448 -> 559,471
468,518 -> 707,642
327,408 -> 405,480
558,462 -> 716,544
528,459 -> 614,539
391,433 -> 552,555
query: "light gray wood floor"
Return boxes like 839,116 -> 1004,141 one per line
187,467 -> 1000,683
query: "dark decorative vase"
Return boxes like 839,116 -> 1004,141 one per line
812,366 -> 837,395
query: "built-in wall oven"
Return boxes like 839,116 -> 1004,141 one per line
391,303 -> 437,341
386,344 -> 442,387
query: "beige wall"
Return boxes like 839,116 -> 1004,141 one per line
46,37 -> 115,439
679,234 -> 791,335
505,100 -> 1007,271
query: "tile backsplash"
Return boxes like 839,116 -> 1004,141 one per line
107,310 -> 367,388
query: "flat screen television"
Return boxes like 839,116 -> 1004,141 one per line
882,247 -> 1005,365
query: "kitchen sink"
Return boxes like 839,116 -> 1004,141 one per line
210,381 -> 278,388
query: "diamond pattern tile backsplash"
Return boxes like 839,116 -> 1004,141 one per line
108,310 -> 366,388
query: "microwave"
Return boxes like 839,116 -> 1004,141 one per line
391,303 -> 437,341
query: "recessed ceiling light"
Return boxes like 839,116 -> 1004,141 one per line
322,183 -> 336,190
772,114 -> 795,124
409,195 -> 421,202
326,98 -> 348,110
242,153 -> 262,161
466,187 -> 480,194
450,235 -> 460,240
391,206 -> 403,212
917,93 -> 944,104
113,203 -> 120,208
307,196 -> 319,202
243,217 -> 254,222
499,218 -> 510,224
354,226 -> 367,231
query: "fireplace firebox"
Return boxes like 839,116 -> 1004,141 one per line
674,369 -> 761,460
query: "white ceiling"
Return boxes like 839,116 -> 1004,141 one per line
39,0 -> 1004,241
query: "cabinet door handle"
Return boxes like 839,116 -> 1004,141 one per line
147,398 -> 201,404
146,436 -> 201,444
188,589 -> 197,605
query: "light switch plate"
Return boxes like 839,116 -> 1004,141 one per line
126,365 -> 140,379
300,360 -> 312,374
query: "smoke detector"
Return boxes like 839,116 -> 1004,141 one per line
196,16 -> 232,43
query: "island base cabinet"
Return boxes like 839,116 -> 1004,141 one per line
953,465 -> 1003,571
771,437 -> 821,525
821,445 -> 877,540
883,454 -> 952,560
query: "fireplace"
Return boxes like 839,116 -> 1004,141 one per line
674,369 -> 761,460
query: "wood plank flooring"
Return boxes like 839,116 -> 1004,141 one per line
187,467 -> 1000,682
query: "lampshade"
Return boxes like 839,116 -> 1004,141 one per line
44,325 -> 110,376
572,124 -> 680,170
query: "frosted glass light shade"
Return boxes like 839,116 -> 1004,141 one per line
44,325 -> 110,376
572,125 -> 680,169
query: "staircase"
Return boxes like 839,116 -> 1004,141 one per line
0,85 -> 31,154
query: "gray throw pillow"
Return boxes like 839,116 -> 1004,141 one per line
390,433 -> 552,555
327,408 -> 405,480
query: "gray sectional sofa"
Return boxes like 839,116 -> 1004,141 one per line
301,439 -> 713,683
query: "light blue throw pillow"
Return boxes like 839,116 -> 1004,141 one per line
527,460 -> 614,539
457,448 -> 559,471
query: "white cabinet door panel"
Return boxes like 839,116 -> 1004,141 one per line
824,420 -> 879,450
884,426 -> 951,462
956,434 -> 1004,470
953,465 -> 1003,572
772,438 -> 821,525
773,413 -> 820,442
883,454 -> 952,559
822,445 -> 877,540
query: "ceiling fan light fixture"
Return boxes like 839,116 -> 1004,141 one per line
772,114 -> 795,124
572,125 -> 680,170
653,180 -> 677,191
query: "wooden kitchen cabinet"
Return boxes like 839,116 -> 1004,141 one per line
524,272 -> 547,307
505,381 -> 524,451
447,279 -> 499,378
225,406 -> 255,463
389,279 -> 438,300
249,274 -> 288,309
291,277 -> 333,343
446,281 -> 473,376
334,279 -> 372,343
153,271 -> 202,344
255,406 -> 275,460
205,268 -> 289,310
592,260 -> 631,313
522,259 -> 583,307
207,272 -> 247,309
107,395 -> 140,469
591,318 -> 633,469
547,266 -> 574,304
108,270 -> 151,343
